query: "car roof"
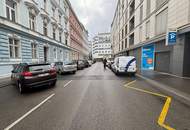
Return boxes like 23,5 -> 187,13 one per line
18,63 -> 50,66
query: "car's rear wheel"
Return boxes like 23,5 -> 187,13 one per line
18,82 -> 25,94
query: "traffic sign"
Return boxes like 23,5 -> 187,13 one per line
166,30 -> 177,46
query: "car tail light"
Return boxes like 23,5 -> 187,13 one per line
22,72 -> 33,77
49,68 -> 56,75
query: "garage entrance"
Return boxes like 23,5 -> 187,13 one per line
155,51 -> 170,73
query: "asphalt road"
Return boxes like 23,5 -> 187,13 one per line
0,62 -> 190,130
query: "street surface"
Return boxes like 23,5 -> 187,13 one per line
0,63 -> 190,130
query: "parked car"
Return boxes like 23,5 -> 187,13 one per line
74,60 -> 85,70
11,63 -> 57,94
83,60 -> 90,68
112,56 -> 137,75
53,61 -> 77,74
88,60 -> 93,66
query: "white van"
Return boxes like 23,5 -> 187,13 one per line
112,56 -> 137,75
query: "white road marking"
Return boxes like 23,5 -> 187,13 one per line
64,80 -> 72,88
4,94 -> 55,130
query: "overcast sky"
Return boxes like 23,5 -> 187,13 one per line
69,0 -> 117,40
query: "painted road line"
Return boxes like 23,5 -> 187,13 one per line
125,85 -> 168,98
158,97 -> 175,130
124,81 -> 175,130
4,94 -> 55,130
64,80 -> 72,88
125,80 -> 137,86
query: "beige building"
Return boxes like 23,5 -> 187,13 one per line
111,0 -> 190,77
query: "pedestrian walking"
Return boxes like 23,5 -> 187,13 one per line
103,58 -> 107,70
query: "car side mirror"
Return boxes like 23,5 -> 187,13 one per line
11,70 -> 15,73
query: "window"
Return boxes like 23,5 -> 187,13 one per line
65,38 -> 68,45
125,38 -> 128,48
31,43 -> 37,59
125,24 -> 128,35
129,0 -> 135,17
146,21 -> 150,39
53,27 -> 56,40
156,9 -> 168,35
129,17 -> 135,32
60,50 -> 63,60
122,29 -> 124,39
122,41 -> 124,50
125,11 -> 128,21
139,26 -> 142,42
156,0 -> 167,9
43,21 -> 48,36
52,8 -> 55,18
9,38 -> 20,58
44,0 -> 47,11
129,33 -> 134,46
146,0 -> 151,16
54,48 -> 57,59
59,31 -> 62,42
140,5 -> 143,22
59,13 -> 62,24
6,0 -> 16,22
29,13 -> 36,31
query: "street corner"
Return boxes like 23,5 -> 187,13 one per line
123,80 -> 175,130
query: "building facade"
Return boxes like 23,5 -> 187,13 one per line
67,1 -> 89,60
92,33 -> 112,60
111,0 -> 190,77
0,0 -> 76,77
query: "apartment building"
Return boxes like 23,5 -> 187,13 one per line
67,1 -> 89,60
92,33 -> 112,60
0,0 -> 73,76
111,0 -> 190,77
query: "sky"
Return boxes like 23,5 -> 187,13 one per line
69,0 -> 117,40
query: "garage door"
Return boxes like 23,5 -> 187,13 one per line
155,51 -> 170,73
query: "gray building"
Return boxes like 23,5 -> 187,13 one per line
111,0 -> 190,77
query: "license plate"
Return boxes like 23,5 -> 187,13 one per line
38,73 -> 49,77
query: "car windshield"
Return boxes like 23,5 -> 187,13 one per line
64,61 -> 75,65
55,62 -> 63,65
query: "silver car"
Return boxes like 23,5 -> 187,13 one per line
53,61 -> 77,74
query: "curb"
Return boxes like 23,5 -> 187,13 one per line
136,74 -> 190,106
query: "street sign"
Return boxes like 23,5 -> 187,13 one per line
141,44 -> 155,70
166,30 -> 177,46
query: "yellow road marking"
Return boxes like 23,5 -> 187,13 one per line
124,80 -> 175,130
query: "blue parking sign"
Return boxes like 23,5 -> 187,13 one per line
168,32 -> 177,45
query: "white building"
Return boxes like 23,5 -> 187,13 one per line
111,0 -> 190,77
92,33 -> 112,60
0,0 -> 73,76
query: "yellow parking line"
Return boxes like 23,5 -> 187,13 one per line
124,81 -> 175,130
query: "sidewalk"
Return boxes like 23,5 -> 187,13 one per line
137,70 -> 190,105
0,76 -> 11,88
